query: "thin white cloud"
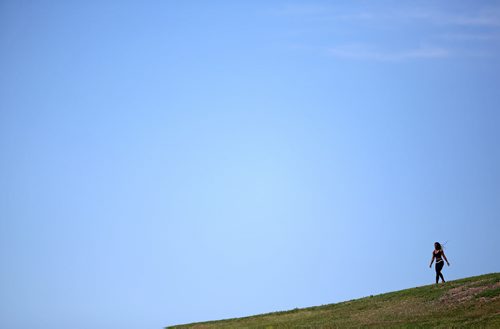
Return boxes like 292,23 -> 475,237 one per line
438,7 -> 500,28
437,32 -> 500,42
398,9 -> 500,28
406,9 -> 500,27
275,3 -> 500,27
328,44 -> 450,61
273,3 -> 499,60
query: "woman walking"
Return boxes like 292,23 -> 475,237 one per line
429,242 -> 450,284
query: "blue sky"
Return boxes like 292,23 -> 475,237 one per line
1,1 -> 499,328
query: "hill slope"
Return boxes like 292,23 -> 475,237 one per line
166,273 -> 500,328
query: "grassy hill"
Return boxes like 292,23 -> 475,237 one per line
166,272 -> 500,328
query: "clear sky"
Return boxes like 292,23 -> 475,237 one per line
1,1 -> 499,328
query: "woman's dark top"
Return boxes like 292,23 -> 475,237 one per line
434,250 -> 443,263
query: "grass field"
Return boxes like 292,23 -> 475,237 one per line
166,273 -> 500,328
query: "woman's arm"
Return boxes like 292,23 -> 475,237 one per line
442,251 -> 450,265
429,253 -> 435,267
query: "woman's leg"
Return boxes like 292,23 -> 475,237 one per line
435,262 -> 444,283
439,270 -> 445,283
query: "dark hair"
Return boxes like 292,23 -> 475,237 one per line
434,242 -> 442,250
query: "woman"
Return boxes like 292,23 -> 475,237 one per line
429,242 -> 450,284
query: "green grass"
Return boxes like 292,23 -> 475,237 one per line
476,287 -> 500,299
166,273 -> 500,329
